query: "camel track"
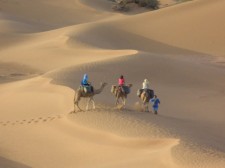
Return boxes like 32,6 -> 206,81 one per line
0,115 -> 63,127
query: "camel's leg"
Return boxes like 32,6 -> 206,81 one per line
143,102 -> 146,112
74,101 -> 79,112
122,97 -> 126,109
75,102 -> 83,112
116,97 -> 119,106
116,91 -> 121,106
142,103 -> 145,112
91,98 -> 95,109
145,103 -> 149,112
86,98 -> 91,111
123,98 -> 126,106
143,96 -> 149,112
75,102 -> 79,112
74,91 -> 83,112
74,93 -> 77,112
117,98 -> 122,107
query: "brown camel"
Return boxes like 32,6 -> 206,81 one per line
111,84 -> 132,109
74,82 -> 107,112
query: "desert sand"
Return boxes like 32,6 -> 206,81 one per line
0,0 -> 225,167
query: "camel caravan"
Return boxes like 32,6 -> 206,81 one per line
74,74 -> 160,114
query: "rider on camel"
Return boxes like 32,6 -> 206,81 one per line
118,75 -> 125,93
81,74 -> 93,93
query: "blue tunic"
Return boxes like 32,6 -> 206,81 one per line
81,74 -> 89,85
150,98 -> 160,108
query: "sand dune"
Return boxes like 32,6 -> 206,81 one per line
0,0 -> 108,30
111,0 -> 225,57
0,0 -> 225,167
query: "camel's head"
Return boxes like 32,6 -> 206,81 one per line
100,82 -> 108,87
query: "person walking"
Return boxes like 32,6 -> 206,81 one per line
150,95 -> 160,114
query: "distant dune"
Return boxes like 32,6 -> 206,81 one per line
112,0 -> 225,57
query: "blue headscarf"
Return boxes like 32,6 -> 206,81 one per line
81,74 -> 88,85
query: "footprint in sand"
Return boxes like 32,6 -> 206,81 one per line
0,114 -> 64,126
27,119 -> 34,123
69,111 -> 75,114
57,115 -> 62,119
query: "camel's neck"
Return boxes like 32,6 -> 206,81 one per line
94,85 -> 105,94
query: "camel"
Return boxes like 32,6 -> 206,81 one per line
74,82 -> 107,112
111,84 -> 132,109
139,89 -> 154,112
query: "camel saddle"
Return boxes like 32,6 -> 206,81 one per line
80,85 -> 93,94
137,89 -> 154,99
111,85 -> 130,95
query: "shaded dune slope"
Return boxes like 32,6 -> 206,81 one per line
111,0 -> 225,57
0,0 -> 108,32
